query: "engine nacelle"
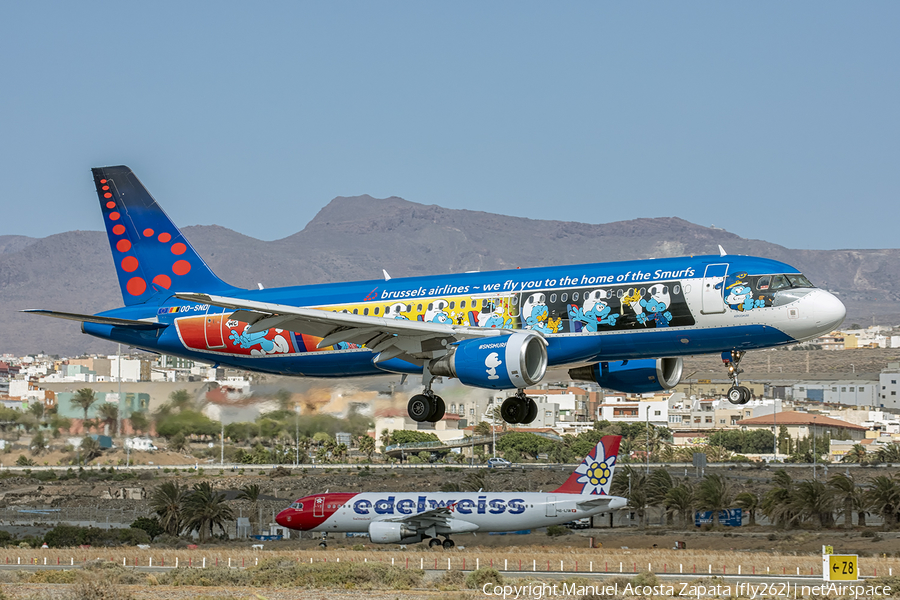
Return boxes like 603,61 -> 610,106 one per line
569,358 -> 683,393
368,521 -> 422,544
429,332 -> 548,390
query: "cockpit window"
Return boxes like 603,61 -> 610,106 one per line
756,276 -> 770,290
769,275 -> 790,290
786,274 -> 813,288
290,502 -> 303,510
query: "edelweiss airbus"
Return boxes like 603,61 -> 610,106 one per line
27,167 -> 845,422
275,436 -> 627,547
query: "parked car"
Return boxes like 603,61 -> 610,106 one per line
565,518 -> 591,529
487,457 -> 511,468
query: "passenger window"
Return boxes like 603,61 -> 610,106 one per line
616,289 -> 623,298
363,308 -> 369,316
673,285 -> 680,295
639,288 -> 646,296
406,305 -> 412,312
550,294 -> 557,303
450,302 -> 455,309
461,301 -> 466,308
374,307 -> 380,315
561,293 -> 568,303
573,292 -> 579,301
428,303 -> 433,310
353,309 -> 358,314
417,304 -> 422,312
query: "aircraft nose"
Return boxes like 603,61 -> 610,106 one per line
814,290 -> 846,332
275,509 -> 290,528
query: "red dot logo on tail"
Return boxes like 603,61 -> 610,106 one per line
126,277 -> 146,296
173,260 -> 191,276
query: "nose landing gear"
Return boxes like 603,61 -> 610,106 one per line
723,350 -> 751,405
500,391 -> 538,424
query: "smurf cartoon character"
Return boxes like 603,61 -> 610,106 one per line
568,289 -> 619,332
229,326 -> 291,356
636,297 -> 672,327
484,352 -> 502,380
724,281 -> 765,312
423,299 -> 452,324
384,303 -> 410,320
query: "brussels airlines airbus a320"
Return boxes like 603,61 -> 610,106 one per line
27,166 -> 846,423
274,436 -> 627,548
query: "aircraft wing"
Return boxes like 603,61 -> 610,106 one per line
173,292 -> 520,364
385,504 -> 456,528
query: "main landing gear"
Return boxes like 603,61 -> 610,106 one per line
408,375 -> 445,423
318,532 -> 328,548
501,391 -> 538,424
723,350 -> 751,405
427,536 -> 455,549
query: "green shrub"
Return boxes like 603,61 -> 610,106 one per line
465,567 -> 503,589
546,525 -> 568,536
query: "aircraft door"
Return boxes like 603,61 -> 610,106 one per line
313,496 -> 325,518
204,306 -> 227,349
545,496 -> 556,518
701,264 -> 728,315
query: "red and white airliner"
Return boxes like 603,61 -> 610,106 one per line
275,436 -> 626,548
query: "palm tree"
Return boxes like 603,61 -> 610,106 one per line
666,483 -> 696,529
761,469 -> 797,529
735,491 -> 759,526
379,429 -> 391,453
841,444 -> 868,464
828,473 -> 859,528
875,444 -> 900,464
791,480 -> 835,528
183,482 -> 235,543
473,421 -> 492,436
867,475 -> 900,531
71,388 -> 97,422
611,465 -> 648,527
647,469 -> 674,525
236,483 -> 261,535
696,474 -> 733,527
151,481 -> 187,536
97,403 -> 118,433
79,436 -> 102,464
357,435 -> 376,461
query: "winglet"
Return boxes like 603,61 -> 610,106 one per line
383,269 -> 392,281
718,245 -> 727,257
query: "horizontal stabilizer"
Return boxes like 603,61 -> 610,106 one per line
21,310 -> 166,330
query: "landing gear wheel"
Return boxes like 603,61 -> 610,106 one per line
428,537 -> 442,549
523,398 -> 538,424
319,541 -> 327,548
739,386 -> 751,404
429,396 -> 446,422
442,538 -> 455,549
408,394 -> 435,422
501,397 -> 528,424
727,386 -> 743,404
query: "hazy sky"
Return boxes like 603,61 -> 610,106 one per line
1,3 -> 897,250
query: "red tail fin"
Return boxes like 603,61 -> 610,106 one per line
552,435 -> 621,495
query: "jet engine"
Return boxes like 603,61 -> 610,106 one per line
368,521 -> 422,544
569,358 -> 683,393
429,332 -> 548,390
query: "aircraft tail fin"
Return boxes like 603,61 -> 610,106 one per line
91,166 -> 238,306
552,435 -> 621,495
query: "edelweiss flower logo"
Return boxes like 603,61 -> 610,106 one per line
574,451 -> 616,495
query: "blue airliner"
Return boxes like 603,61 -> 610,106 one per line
26,166 -> 846,423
